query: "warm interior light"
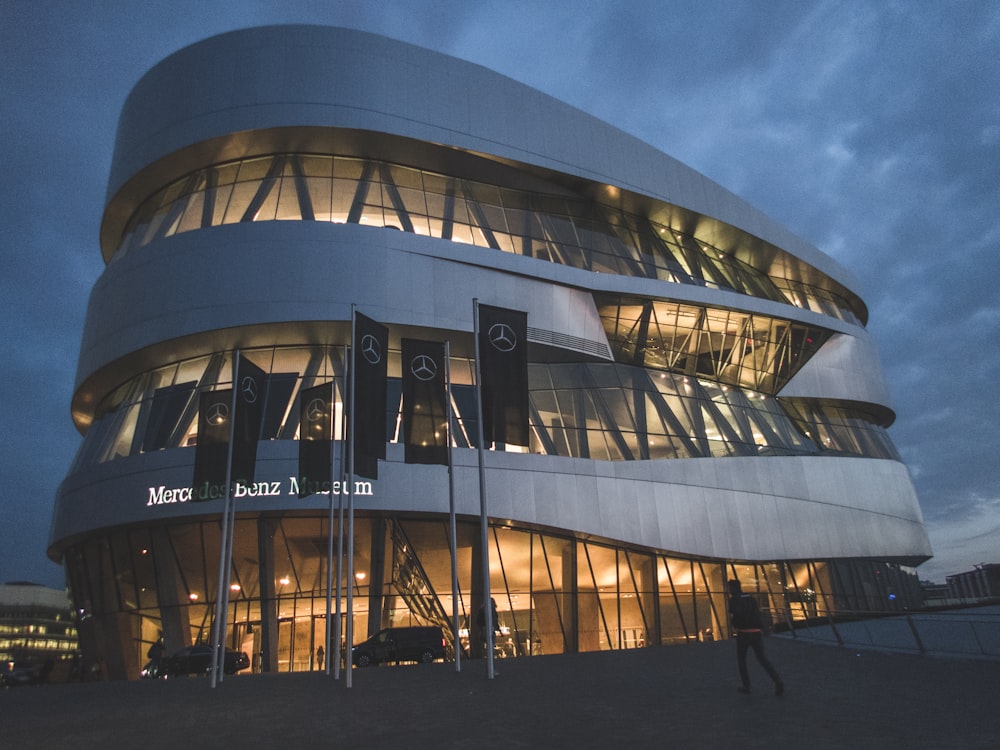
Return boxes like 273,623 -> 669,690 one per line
279,576 -> 290,586
188,593 -> 199,601
355,572 -> 366,581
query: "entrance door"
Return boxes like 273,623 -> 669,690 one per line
277,618 -> 293,672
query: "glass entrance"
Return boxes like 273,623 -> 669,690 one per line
276,615 -> 335,672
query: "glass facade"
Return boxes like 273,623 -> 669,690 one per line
70,346 -> 899,473
597,295 -> 831,395
63,516 -> 921,680
112,153 -> 863,325
61,342 -> 908,681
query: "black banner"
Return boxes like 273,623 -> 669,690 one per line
231,355 -> 266,487
297,382 -> 334,497
192,389 -> 232,500
352,312 -> 388,479
401,338 -> 449,466
478,304 -> 529,447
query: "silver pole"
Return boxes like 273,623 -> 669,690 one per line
324,361 -> 339,675
333,475 -> 346,678
345,305 -> 357,689
472,299 -> 495,679
218,453 -> 239,684
330,346 -> 352,680
445,340 -> 461,672
334,345 -> 348,679
324,468 -> 335,675
210,351 -> 239,688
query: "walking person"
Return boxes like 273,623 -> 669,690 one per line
476,597 -> 501,653
146,635 -> 166,678
728,579 -> 784,696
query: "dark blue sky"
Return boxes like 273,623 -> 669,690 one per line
2,1 -> 997,586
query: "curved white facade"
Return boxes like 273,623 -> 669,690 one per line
51,26 -> 930,680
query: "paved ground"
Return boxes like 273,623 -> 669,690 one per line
4,637 -> 999,749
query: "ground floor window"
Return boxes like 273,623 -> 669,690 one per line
62,513 -> 921,680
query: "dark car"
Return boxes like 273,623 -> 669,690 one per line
352,626 -> 447,667
163,645 -> 250,677
0,660 -> 36,687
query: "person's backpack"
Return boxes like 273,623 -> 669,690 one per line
732,594 -> 762,630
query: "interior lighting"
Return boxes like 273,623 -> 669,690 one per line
189,593 -> 199,601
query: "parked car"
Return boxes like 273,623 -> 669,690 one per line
162,645 -> 250,677
139,658 -> 165,679
0,660 -> 36,687
352,626 -> 447,667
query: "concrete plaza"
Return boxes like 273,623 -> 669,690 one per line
4,636 -> 999,749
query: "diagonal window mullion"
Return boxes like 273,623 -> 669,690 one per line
378,163 -> 414,233
153,173 -> 203,240
582,543 -> 614,649
240,155 -> 286,222
644,372 -> 704,458
346,160 -> 376,225
200,168 -> 218,228
463,181 -> 502,250
440,178 -> 456,240
289,155 -> 316,221
539,535 -> 569,653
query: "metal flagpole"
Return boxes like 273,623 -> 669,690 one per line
345,305 -> 357,688
210,350 -> 239,688
324,447 -> 335,675
218,444 -> 240,685
333,345 -> 348,679
219,363 -> 249,683
472,299 -> 495,679
444,340 -> 461,673
324,353 -> 342,676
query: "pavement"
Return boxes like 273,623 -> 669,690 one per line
3,637 -> 999,749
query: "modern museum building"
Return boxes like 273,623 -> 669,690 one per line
49,25 -> 932,680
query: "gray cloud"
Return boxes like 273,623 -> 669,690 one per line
2,0 -> 997,586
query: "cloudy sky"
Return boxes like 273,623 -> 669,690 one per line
2,1 -> 997,587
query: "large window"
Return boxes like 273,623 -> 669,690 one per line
596,295 -> 830,394
70,347 -> 901,473
64,515 -> 922,679
113,153 -> 863,324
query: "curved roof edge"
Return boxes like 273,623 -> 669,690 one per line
105,24 -> 863,296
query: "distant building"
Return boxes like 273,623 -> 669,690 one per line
0,582 -> 79,682
49,26 -> 930,680
947,564 -> 1000,602
919,580 -> 952,605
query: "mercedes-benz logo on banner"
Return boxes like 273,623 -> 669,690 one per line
306,398 -> 327,422
488,323 -> 517,353
361,334 -> 382,365
241,375 -> 259,403
410,354 -> 438,382
208,401 -> 230,426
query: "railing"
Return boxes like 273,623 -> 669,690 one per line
771,605 -> 1000,660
